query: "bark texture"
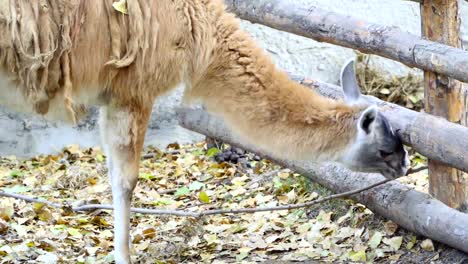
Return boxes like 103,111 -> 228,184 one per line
421,0 -> 468,209
224,0 -> 468,83
177,107 -> 468,254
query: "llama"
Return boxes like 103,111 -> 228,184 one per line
0,0 -> 408,263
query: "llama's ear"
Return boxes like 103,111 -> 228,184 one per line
341,59 -> 362,104
358,105 -> 378,134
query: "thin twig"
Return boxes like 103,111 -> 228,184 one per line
197,178 -> 392,216
0,191 -> 62,208
406,166 -> 428,175
157,188 -> 177,195
142,153 -> 157,159
0,179 -> 391,218
74,204 -> 199,217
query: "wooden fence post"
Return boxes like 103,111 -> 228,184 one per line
421,0 -> 468,209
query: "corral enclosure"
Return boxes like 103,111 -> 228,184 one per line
0,0 -> 467,157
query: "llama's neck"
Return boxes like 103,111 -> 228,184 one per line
190,21 -> 362,162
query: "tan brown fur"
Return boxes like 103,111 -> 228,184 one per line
184,1 -> 363,160
0,1 -> 365,262
0,0 -> 363,161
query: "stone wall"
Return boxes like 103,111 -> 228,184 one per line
1,0 -> 467,157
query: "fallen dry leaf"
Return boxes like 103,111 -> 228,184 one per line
383,236 -> 403,251
384,220 -> 399,235
421,239 -> 435,252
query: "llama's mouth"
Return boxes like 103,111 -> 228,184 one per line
380,167 -> 407,179
380,169 -> 397,179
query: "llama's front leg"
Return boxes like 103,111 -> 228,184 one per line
99,106 -> 151,264
110,151 -> 137,264
99,108 -> 114,181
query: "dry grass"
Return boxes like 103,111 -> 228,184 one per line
355,54 -> 424,111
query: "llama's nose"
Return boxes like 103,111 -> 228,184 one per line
399,166 -> 409,177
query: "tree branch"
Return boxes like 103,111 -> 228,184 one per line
0,191 -> 62,208
198,179 -> 391,216
0,178 -> 390,218
406,166 -> 428,175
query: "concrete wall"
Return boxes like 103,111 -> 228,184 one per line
1,0 -> 467,157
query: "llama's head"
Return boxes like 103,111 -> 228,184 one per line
339,59 -> 409,179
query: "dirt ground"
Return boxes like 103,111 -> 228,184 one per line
1,142 -> 467,263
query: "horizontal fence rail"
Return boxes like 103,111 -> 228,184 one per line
225,0 -> 468,83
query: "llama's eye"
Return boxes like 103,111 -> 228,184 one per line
379,150 -> 393,158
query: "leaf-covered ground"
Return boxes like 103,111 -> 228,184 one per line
0,143 -> 466,263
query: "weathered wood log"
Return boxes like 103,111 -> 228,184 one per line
421,1 -> 468,209
224,0 -> 468,83
176,107 -> 468,253
285,75 -> 468,173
